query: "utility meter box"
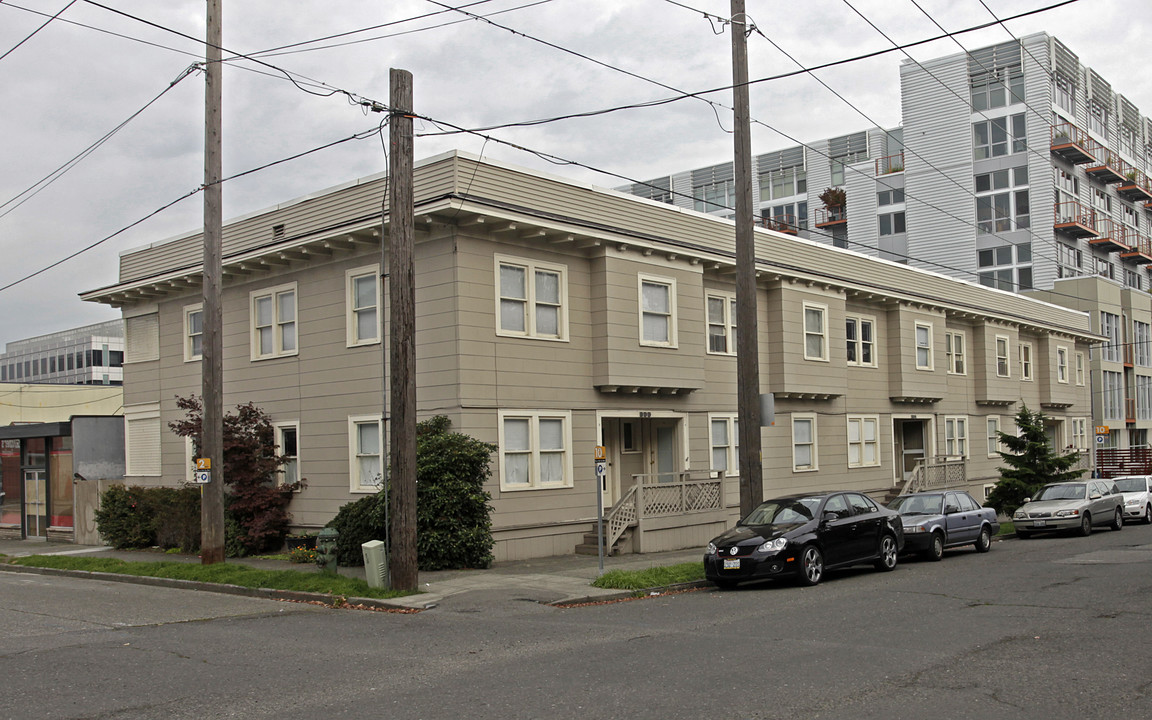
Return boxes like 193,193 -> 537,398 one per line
362,540 -> 388,589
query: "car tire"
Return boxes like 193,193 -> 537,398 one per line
875,534 -> 899,572
713,579 -> 738,590
798,545 -> 824,586
1016,529 -> 1031,539
924,532 -> 944,561
1110,507 -> 1123,531
1078,512 -> 1092,537
975,526 -> 992,553
1145,505 -> 1152,525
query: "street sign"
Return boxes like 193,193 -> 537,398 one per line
594,445 -> 606,460
196,458 -> 211,470
1095,426 -> 1109,436
1096,435 -> 1105,444
193,470 -> 211,484
594,459 -> 607,477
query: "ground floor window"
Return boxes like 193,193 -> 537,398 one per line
499,411 -> 573,490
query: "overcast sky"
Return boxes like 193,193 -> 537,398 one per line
1,0 -> 1149,348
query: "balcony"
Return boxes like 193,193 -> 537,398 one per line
1127,398 -> 1137,424
876,152 -> 904,175
814,206 -> 847,228
1117,170 -> 1152,203
1119,233 -> 1152,264
1050,121 -> 1099,165
759,214 -> 799,235
1054,200 -> 1098,238
1091,217 -> 1132,254
1084,148 -> 1131,185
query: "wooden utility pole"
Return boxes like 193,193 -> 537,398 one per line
200,0 -> 225,564
731,0 -> 764,516
388,68 -> 418,590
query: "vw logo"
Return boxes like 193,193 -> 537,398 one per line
729,547 -> 738,555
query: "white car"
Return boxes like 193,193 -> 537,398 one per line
1111,475 -> 1152,524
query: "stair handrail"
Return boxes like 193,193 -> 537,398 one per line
603,482 -> 640,551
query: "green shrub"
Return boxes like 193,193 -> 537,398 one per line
94,485 -> 156,549
149,486 -> 201,553
328,492 -> 387,566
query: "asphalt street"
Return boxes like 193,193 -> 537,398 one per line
1,525 -> 1150,720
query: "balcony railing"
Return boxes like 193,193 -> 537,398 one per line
1054,200 -> 1098,238
760,214 -> 800,235
1084,147 -> 1132,185
1091,217 -> 1133,253
1051,121 -> 1099,165
876,152 -> 904,175
1117,170 -> 1152,203
1119,234 -> 1152,264
900,456 -> 966,496
814,205 -> 847,227
601,471 -> 724,553
1126,398 -> 1137,424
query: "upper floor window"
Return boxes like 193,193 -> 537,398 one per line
1053,74 -> 1075,114
184,304 -> 203,362
497,256 -> 568,341
945,416 -> 968,458
996,336 -> 1010,377
978,242 -> 1032,292
915,322 -> 933,370
878,212 -> 906,236
694,179 -> 734,213
347,266 -> 380,347
973,114 -> 1026,159
760,166 -> 806,200
975,166 -> 1029,235
803,303 -> 828,361
1020,342 -> 1033,381
1057,346 -> 1069,383
1075,351 -> 1085,385
945,331 -> 966,374
845,316 -> 875,367
639,275 -> 677,347
1088,100 -> 1108,136
877,189 -> 905,206
499,411 -> 573,490
830,151 -> 866,186
1100,312 -> 1121,362
251,283 -> 297,360
971,67 -> 1024,110
706,291 -> 737,355
986,416 -> 1002,457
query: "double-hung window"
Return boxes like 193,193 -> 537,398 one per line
639,275 -> 677,347
995,336 -> 1010,377
1020,342 -> 1033,381
1057,347 -> 1069,383
845,316 -> 875,366
792,414 -> 818,471
348,415 -> 384,492
710,414 -> 739,476
274,421 -> 300,486
251,283 -> 298,360
803,303 -> 828,361
878,212 -> 906,236
184,304 -> 203,362
706,291 -> 737,355
945,331 -> 965,374
346,266 -> 380,346
987,416 -> 1002,457
499,411 -> 573,490
915,323 -> 933,370
847,416 -> 879,468
496,256 -> 568,341
945,417 -> 968,458
1075,352 -> 1085,385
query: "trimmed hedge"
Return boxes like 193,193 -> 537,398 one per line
94,484 -> 201,552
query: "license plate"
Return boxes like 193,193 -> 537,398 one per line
723,558 -> 740,570
1033,520 -> 1046,527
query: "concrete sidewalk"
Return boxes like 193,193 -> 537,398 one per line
0,537 -> 708,610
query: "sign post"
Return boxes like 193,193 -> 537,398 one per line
193,458 -> 211,485
594,445 -> 606,574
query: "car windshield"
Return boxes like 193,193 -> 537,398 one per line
741,497 -> 821,526
1034,484 -> 1086,501
890,494 -> 943,515
1113,477 -> 1149,492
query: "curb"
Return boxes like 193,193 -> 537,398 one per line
0,563 -> 418,613
552,579 -> 712,607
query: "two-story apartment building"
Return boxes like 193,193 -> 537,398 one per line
81,152 -> 1097,560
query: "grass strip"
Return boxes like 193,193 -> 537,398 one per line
7,555 -> 414,600
591,561 -> 706,590
998,520 -> 1015,536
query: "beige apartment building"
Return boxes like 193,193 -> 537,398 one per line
82,152 -> 1098,561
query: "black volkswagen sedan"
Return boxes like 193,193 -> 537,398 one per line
704,491 -> 904,588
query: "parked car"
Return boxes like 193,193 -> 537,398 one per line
703,491 -> 904,588
887,490 -> 999,560
1013,480 -> 1124,538
1110,475 -> 1152,524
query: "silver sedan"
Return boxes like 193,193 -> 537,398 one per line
1013,480 -> 1124,538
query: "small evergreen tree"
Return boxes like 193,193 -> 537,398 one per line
985,404 -> 1085,516
169,395 -> 305,555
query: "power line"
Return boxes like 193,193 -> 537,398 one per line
0,0 -> 76,62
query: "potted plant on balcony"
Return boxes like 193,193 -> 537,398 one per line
819,186 -> 846,209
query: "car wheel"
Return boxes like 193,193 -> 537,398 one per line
875,534 -> 899,571
924,531 -> 944,561
1016,529 -> 1031,539
975,526 -> 992,553
1078,512 -> 1092,537
713,579 -> 738,590
798,545 -> 824,586
1110,507 -> 1123,531
1145,505 -> 1152,525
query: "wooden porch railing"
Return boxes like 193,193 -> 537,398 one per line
602,470 -> 724,552
900,456 -> 967,496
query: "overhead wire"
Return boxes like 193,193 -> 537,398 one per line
0,0 -> 76,62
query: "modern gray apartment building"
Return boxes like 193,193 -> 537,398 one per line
623,32 -> 1152,451
0,320 -> 125,386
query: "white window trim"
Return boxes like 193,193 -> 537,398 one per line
1020,342 -> 1034,381
124,402 -> 161,477
348,414 -> 384,494
250,282 -> 299,361
273,420 -> 301,487
803,302 -> 829,362
1057,346 -> 1069,384
498,410 -> 574,491
184,436 -> 196,485
986,415 -> 1001,458
915,322 -> 933,370
1075,352 -> 1085,386
709,413 -> 739,477
346,265 -> 381,348
791,413 -> 819,472
183,303 -> 203,363
945,416 -> 969,459
705,290 -> 737,356
846,415 -> 880,468
620,420 -> 641,454
995,335 -> 1011,378
945,331 -> 966,375
638,274 -> 678,348
845,314 -> 877,368
494,254 -> 570,342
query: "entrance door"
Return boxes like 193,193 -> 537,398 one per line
24,469 -> 46,539
897,421 -> 926,485
650,420 -> 679,483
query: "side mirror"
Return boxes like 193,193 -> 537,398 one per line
1022,497 -> 1031,503
1089,492 -> 1102,500
822,511 -> 838,524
